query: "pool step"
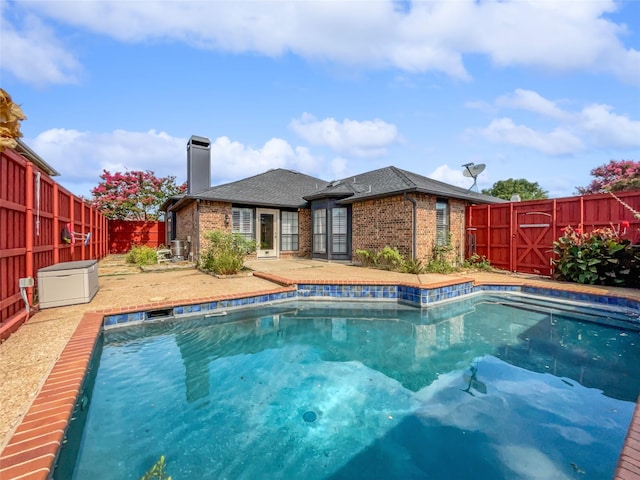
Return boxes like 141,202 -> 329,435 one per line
483,293 -> 640,331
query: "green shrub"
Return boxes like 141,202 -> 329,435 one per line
125,245 -> 158,266
402,258 -> 425,274
198,230 -> 255,275
463,254 -> 492,271
552,226 -> 640,286
377,246 -> 405,271
356,247 -> 408,271
425,234 -> 457,273
355,249 -> 377,268
424,258 -> 456,274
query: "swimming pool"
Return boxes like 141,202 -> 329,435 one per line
59,294 -> 640,479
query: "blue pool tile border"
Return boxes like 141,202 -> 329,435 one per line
297,282 -> 476,307
103,281 -> 639,329
476,284 -> 640,312
103,290 -> 298,328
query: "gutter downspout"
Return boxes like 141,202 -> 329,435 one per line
195,199 -> 201,262
404,192 -> 417,259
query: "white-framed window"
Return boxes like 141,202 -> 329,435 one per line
436,199 -> 449,246
232,207 -> 253,240
281,211 -> 299,251
332,207 -> 348,253
313,209 -> 326,253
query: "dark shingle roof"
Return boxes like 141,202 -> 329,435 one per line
168,165 -> 504,213
306,166 -> 505,204
191,169 -> 329,208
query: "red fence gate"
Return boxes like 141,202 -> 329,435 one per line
466,191 -> 640,276
108,220 -> 166,253
1,146 -> 108,338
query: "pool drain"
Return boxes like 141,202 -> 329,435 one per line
303,410 -> 318,423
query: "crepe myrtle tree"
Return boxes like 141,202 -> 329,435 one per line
91,170 -> 186,220
576,159 -> 640,195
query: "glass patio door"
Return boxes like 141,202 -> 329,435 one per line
256,208 -> 278,258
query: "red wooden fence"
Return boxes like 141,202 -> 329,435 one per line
1,146 -> 108,339
108,220 -> 166,253
466,190 -> 640,276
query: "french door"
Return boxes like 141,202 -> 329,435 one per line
256,209 -> 279,258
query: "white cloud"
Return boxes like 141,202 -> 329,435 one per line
470,89 -> 640,154
464,100 -> 496,114
478,118 -> 584,156
27,129 -> 327,196
10,0 -> 639,85
428,164 -> 491,192
0,5 -> 82,86
329,157 -> 349,181
289,113 -> 399,157
496,89 -> 569,121
29,129 -> 185,186
429,164 -> 468,189
210,136 -> 323,179
496,445 -> 572,480
578,104 -> 640,148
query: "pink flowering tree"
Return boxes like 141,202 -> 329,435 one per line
91,170 -> 186,220
576,160 -> 640,194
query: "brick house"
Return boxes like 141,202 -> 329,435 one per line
163,136 -> 504,264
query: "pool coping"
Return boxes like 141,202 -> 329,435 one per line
1,277 -> 639,480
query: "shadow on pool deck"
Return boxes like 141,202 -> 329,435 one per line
1,255 -> 639,478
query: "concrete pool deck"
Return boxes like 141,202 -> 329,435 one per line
1,255 -> 639,479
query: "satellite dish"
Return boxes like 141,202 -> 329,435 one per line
461,163 -> 486,192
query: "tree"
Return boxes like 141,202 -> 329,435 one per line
91,170 -> 186,220
481,178 -> 548,201
0,88 -> 27,152
576,160 -> 640,195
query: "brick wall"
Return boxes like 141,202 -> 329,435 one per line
197,201 -> 232,257
353,193 -> 468,264
297,208 -> 312,257
414,194 -> 435,261
449,199 -> 467,264
176,201 -> 197,250
352,195 -> 414,258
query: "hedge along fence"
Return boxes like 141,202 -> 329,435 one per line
0,146 -> 108,339
108,220 -> 166,253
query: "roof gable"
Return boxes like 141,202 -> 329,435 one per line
308,166 -> 504,204
192,169 -> 328,208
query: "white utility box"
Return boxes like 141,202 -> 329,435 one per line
37,260 -> 99,309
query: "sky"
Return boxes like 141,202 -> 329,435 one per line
2,0 -> 639,199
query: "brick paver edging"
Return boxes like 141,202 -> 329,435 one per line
0,312 -> 103,480
1,280 -> 639,479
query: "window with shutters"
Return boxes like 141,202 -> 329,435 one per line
331,207 -> 348,253
281,211 -> 299,251
313,209 -> 326,253
232,207 -> 253,240
436,199 -> 449,246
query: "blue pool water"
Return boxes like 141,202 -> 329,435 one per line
64,294 -> 640,479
